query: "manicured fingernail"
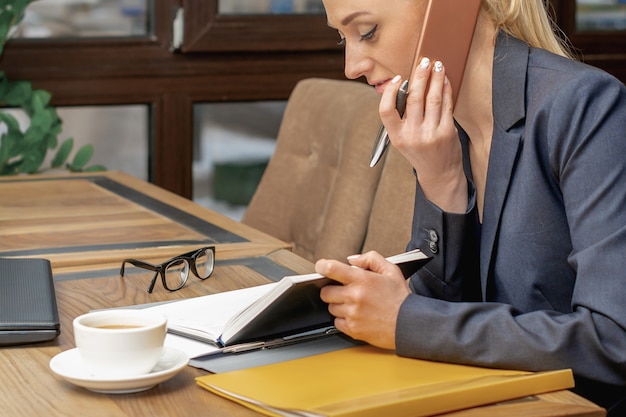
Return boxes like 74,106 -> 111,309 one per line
418,57 -> 430,69
434,61 -> 443,72
347,254 -> 361,260
391,75 -> 402,83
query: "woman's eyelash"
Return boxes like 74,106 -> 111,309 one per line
360,25 -> 378,41
337,25 -> 377,47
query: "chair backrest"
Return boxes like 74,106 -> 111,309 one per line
362,145 -> 415,257
242,78 -> 415,262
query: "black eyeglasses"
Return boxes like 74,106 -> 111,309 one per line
120,247 -> 215,293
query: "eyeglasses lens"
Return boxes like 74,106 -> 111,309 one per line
164,259 -> 189,290
195,248 -> 214,279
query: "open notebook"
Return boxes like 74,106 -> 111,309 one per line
164,249 -> 430,348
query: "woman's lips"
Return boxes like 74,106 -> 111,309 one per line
373,79 -> 391,95
373,81 -> 388,95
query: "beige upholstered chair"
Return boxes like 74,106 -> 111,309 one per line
242,78 -> 415,263
362,144 -> 415,257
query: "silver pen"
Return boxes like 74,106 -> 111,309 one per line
369,79 -> 409,168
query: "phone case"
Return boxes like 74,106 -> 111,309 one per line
413,0 -> 482,106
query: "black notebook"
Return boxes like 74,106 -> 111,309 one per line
166,249 -> 431,347
0,258 -> 60,346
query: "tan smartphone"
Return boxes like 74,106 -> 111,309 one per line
414,0 -> 482,106
370,0 -> 481,167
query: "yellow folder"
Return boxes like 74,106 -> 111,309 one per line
196,345 -> 574,417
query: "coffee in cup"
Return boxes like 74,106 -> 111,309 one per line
73,309 -> 167,377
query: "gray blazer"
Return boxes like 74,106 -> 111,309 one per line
400,31 -> 626,404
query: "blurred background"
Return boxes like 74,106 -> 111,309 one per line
3,0 -> 625,220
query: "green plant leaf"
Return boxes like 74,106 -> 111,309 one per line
51,138 -> 73,168
84,164 -> 107,172
0,6 -> 106,176
3,80 -> 32,107
69,144 -> 94,171
1,158 -> 21,175
29,106 -> 54,133
0,1 -> 36,57
31,89 -> 52,108
0,111 -> 21,132
21,125 -> 44,150
43,119 -> 63,149
0,135 -> 13,167
18,147 -> 46,174
0,113 -> 24,159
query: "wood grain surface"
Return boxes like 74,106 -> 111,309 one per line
0,172 -> 288,267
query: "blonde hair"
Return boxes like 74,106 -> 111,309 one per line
482,0 -> 576,59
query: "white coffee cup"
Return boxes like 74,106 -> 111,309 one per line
73,309 -> 167,378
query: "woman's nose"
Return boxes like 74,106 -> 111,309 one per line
344,44 -> 370,80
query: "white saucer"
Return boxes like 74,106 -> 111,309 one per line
49,346 -> 189,394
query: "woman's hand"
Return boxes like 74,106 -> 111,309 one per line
316,251 -> 411,350
380,58 -> 467,213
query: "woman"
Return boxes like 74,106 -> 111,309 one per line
316,0 -> 626,412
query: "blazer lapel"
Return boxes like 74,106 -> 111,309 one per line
479,32 -> 528,298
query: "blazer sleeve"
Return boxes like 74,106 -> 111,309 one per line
407,178 -> 481,302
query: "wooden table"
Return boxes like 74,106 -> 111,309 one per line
0,171 -> 289,268
0,172 -> 606,417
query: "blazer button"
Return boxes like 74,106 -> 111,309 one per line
429,241 -> 439,254
428,229 -> 439,243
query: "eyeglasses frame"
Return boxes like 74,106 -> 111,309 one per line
120,246 -> 215,293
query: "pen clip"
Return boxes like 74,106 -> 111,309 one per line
218,327 -> 339,355
222,340 -> 266,354
369,125 -> 389,168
